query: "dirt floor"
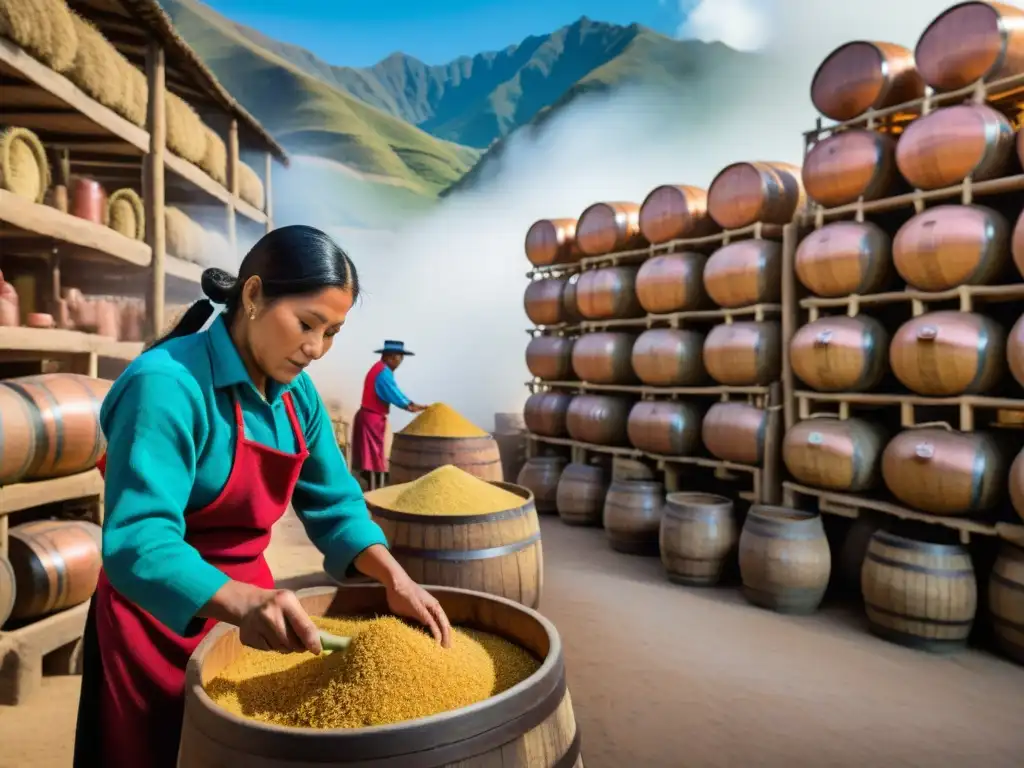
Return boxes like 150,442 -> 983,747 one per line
1,512 -> 1023,767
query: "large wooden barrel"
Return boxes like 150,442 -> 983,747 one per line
556,461 -> 609,527
565,394 -> 632,446
810,41 -> 925,121
790,315 -> 889,392
881,427 -> 1008,516
571,332 -> 637,384
914,1 -> 1024,91
523,278 -> 565,326
603,480 -> 665,555
707,162 -> 805,230
783,417 -> 888,493
562,275 -> 583,324
575,266 -> 643,320
368,483 -> 543,608
837,516 -> 884,598
576,201 -> 644,256
525,336 -> 575,381
627,400 -> 703,456
794,221 -> 892,297
0,553 -> 14,629
523,392 -> 572,437
525,218 -> 578,267
635,252 -> 709,314
630,328 -> 707,387
862,530 -> 976,652
1014,208 -> 1024,279
0,374 -> 111,485
1008,447 -> 1023,521
659,492 -> 737,586
388,435 -> 504,485
990,542 -> 1024,664
895,105 -> 1017,191
738,506 -> 831,615
179,585 -> 580,767
703,321 -> 781,386
702,240 -> 782,309
516,457 -> 566,515
7,520 -> 102,620
1011,315 -> 1024,389
893,205 -> 1010,292
701,402 -> 766,465
889,311 -> 1006,397
802,130 -> 898,208
638,184 -> 716,244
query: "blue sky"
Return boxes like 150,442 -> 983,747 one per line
202,0 -> 688,67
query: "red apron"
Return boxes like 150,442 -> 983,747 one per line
74,390 -> 309,768
351,408 -> 388,473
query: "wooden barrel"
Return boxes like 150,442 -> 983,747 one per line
703,321 -> 781,386
525,218 -> 578,267
523,392 -> 572,438
738,505 -> 831,615
790,315 -> 889,392
627,400 -> 703,456
1009,447 -> 1023,522
576,201 -> 645,256
862,530 -> 977,652
881,427 -> 1008,516
555,462 -> 609,527
525,336 -> 575,381
810,41 -> 925,121
659,492 -> 737,587
1006,314 -> 1024,388
562,276 -> 583,324
707,162 -> 805,230
914,1 -> 1024,91
701,402 -> 766,465
630,328 -> 707,387
603,480 -> 665,555
565,394 -> 632,446
523,278 -> 565,326
635,252 -> 709,314
8,520 -> 102,620
611,458 -> 656,483
0,552 -> 14,629
575,266 -> 643,320
794,221 -> 892,297
802,130 -> 898,208
638,184 -> 716,244
838,516 -> 884,598
388,434 -> 504,485
893,205 -> 1010,292
895,104 -> 1017,191
990,542 -> 1024,664
571,332 -> 637,384
0,374 -> 111,486
516,457 -> 566,516
179,585 -> 580,766
889,311 -> 1006,397
783,417 -> 888,492
702,240 -> 782,309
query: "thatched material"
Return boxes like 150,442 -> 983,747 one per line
116,56 -> 149,128
0,125 -> 50,202
198,124 -> 227,185
238,161 -> 265,210
65,14 -> 143,125
165,206 -> 204,264
107,188 -> 145,241
0,0 -> 78,73
166,92 -> 208,166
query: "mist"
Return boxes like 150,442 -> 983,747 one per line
275,0 -> 987,432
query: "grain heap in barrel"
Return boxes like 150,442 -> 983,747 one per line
399,403 -> 489,437
389,403 -> 505,484
367,464 -> 524,515
205,615 -> 539,728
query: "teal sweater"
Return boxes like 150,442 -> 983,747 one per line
100,314 -> 388,635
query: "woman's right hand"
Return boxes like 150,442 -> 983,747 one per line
202,581 -> 322,654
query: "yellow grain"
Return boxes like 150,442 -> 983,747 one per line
399,403 -> 488,438
206,615 -> 539,729
366,464 -> 523,515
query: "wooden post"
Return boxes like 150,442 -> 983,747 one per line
780,223 -> 798,432
144,40 -> 166,339
227,118 -> 239,263
264,151 -> 273,233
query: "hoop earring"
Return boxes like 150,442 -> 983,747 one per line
248,306 -> 256,320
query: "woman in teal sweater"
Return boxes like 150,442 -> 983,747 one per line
73,225 -> 451,768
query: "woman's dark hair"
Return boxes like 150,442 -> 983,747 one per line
150,225 -> 359,349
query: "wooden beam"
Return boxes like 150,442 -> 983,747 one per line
264,152 -> 273,233
144,41 -> 167,339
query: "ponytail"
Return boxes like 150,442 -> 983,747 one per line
145,268 -> 240,351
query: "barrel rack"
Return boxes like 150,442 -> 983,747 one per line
0,1 -> 285,706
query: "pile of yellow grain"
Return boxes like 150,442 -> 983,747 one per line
366,465 -> 523,515
399,403 -> 488,438
206,615 -> 539,729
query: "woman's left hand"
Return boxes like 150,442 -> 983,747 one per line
385,572 -> 453,648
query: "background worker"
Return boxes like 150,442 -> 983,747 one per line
351,340 -> 426,489
73,226 -> 451,768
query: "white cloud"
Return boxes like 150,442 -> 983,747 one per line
677,0 -> 773,51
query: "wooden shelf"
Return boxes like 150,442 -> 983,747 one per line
0,470 -> 103,517
164,256 -> 204,283
165,153 -> 267,224
527,380 -> 771,397
799,283 -> 1024,311
0,326 -> 142,361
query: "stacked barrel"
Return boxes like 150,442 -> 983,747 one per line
783,1 -> 1024,661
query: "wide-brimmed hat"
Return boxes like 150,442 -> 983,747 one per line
375,340 -> 414,356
